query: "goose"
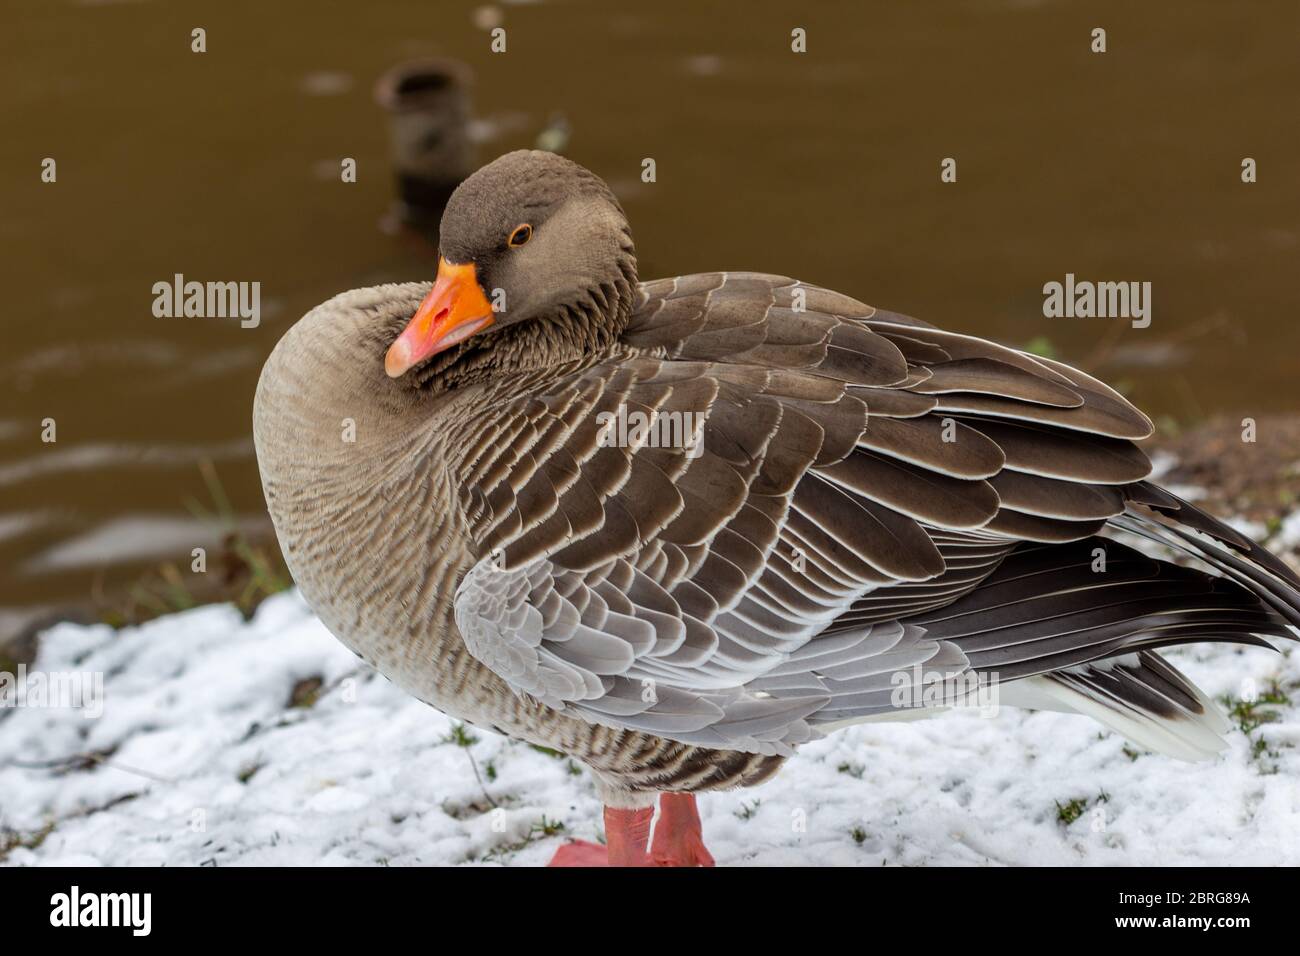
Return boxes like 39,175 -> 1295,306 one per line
253,150 -> 1300,866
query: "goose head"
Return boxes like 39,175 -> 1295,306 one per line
384,150 -> 639,385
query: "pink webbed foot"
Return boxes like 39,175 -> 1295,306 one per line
547,806 -> 654,867
650,793 -> 715,867
547,795 -> 716,867
547,840 -> 612,867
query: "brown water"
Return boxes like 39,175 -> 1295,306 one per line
3,0 -> 1298,638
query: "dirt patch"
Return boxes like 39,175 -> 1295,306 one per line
1146,414 -> 1300,544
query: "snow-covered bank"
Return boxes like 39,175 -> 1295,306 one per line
2,589 -> 1298,866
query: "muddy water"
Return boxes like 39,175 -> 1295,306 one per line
3,0 -> 1298,638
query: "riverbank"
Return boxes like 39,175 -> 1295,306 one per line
3,416 -> 1298,866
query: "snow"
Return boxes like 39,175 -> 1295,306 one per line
1278,511 -> 1300,551
2,590 -> 1298,867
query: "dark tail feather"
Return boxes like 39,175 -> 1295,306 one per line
910,487 -> 1296,760
912,537 -> 1289,682
1116,481 -> 1300,629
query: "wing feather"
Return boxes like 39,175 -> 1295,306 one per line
447,274 -> 1295,755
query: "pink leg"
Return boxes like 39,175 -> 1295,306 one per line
547,805 -> 654,867
650,793 -> 715,867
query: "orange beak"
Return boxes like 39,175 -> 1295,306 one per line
385,258 -> 495,377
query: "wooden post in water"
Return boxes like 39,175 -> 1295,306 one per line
374,59 -> 474,244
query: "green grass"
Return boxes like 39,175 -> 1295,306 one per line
1055,797 -> 1089,826
1022,336 -> 1058,360
530,815 -> 566,838
1056,791 -> 1110,827
1250,736 -> 1280,771
182,458 -> 291,613
1050,790 -> 1112,832
1219,682 -> 1291,767
479,815 -> 568,862
1220,682 -> 1292,774
100,459 -> 290,628
441,722 -> 479,748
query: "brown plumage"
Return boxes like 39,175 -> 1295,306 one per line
253,150 -> 1300,866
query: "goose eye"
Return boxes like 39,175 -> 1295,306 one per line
508,223 -> 533,247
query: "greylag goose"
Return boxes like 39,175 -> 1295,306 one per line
253,150 -> 1300,866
